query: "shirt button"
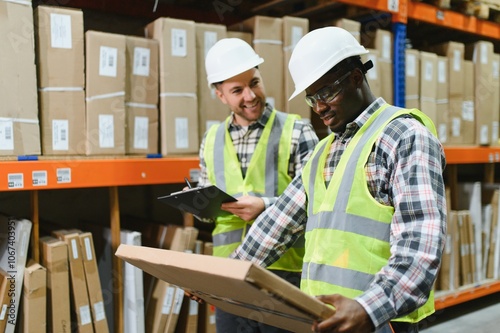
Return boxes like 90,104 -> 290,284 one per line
241,157 -> 247,163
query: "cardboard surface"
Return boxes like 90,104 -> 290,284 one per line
116,245 -> 334,332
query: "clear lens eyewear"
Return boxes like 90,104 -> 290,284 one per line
305,71 -> 352,108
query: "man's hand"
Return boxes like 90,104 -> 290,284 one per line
184,289 -> 204,304
312,294 -> 374,333
220,195 -> 265,221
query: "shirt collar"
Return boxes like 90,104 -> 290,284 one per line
228,103 -> 273,130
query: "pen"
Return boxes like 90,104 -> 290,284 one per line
184,177 -> 193,189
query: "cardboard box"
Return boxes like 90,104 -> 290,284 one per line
430,41 -> 465,97
21,260 -> 47,333
116,245 -> 334,332
465,41 -> 495,146
125,36 -> 159,154
230,16 -> 285,111
40,236 -> 71,333
145,17 -> 198,155
419,51 -> 438,125
158,96 -> 199,154
360,49 -> 381,101
436,56 -> 449,144
492,53 -> 500,146
85,31 -> 127,155
125,106 -> 159,154
461,60 -> 476,145
39,90 -> 86,155
34,5 -> 85,88
363,29 -> 393,104
52,230 -> 93,332
333,18 -> 361,42
405,49 -> 420,110
85,97 -> 126,155
195,23 -> 228,140
283,16 -> 310,120
79,232 -> 109,333
226,31 -> 252,45
0,0 -> 41,156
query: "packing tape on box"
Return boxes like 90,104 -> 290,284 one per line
253,39 -> 283,45
125,102 -> 157,109
85,91 -> 125,102
39,87 -> 84,92
0,117 -> 39,124
437,98 -> 449,105
160,92 -> 197,99
405,95 -> 419,101
421,96 -> 437,103
3,0 -> 32,6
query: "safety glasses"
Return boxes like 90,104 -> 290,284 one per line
305,70 -> 352,108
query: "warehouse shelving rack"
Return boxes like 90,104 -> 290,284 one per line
2,0 -> 499,331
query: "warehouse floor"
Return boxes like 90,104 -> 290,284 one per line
420,292 -> 500,332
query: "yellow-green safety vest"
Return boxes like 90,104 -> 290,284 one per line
301,104 -> 437,323
204,109 -> 305,272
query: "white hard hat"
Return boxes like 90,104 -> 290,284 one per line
205,38 -> 264,86
288,26 -> 368,101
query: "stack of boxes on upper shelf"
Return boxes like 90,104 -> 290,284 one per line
2,1 -> 498,157
0,2 -> 316,157
406,41 -> 500,146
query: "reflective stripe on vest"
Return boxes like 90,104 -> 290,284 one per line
205,109 -> 305,272
301,104 -> 436,323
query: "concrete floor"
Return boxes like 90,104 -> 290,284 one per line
420,292 -> 500,333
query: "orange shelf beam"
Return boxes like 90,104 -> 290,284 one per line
435,281 -> 500,310
408,2 -> 500,39
444,147 -> 500,164
0,156 -> 200,191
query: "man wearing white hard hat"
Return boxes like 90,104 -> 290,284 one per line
199,38 -> 318,332
231,27 -> 446,333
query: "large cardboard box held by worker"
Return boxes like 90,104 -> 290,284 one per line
116,245 -> 334,332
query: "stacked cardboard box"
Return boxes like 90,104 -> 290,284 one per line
363,29 -> 393,104
230,16 -> 285,111
283,16 -> 309,120
85,31 -> 127,155
419,51 -> 438,126
146,18 -> 199,155
405,49 -> 420,110
432,42 -> 469,145
195,23 -> 228,141
125,36 -> 159,155
436,56 -> 449,144
35,5 -> 86,155
0,0 -> 41,156
465,41 -> 495,146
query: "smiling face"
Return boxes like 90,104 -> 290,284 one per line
215,68 -> 266,127
305,66 -> 367,133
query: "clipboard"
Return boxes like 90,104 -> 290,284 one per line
157,185 -> 237,219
